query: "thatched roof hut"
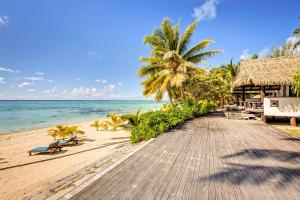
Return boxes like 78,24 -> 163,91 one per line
233,56 -> 300,88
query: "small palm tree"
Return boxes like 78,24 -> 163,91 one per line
48,128 -> 60,140
107,113 -> 124,131
48,125 -> 67,140
100,121 -> 112,131
90,120 -> 101,131
122,109 -> 142,129
66,126 -> 85,137
226,59 -> 237,79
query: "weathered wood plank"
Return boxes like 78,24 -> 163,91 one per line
68,113 -> 300,200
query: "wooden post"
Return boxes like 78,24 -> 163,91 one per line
260,86 -> 265,107
290,117 -> 297,127
260,86 -> 266,119
282,85 -> 286,97
242,86 -> 245,106
261,115 -> 268,123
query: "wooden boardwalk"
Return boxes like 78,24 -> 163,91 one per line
65,113 -> 300,200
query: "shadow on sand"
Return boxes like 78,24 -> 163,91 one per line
0,140 -> 129,171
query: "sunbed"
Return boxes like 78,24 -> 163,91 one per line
28,141 -> 62,156
58,136 -> 79,146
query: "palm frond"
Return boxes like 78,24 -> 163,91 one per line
187,50 -> 222,63
293,28 -> 300,36
161,18 -> 176,50
138,64 -> 164,77
144,35 -> 165,49
177,20 -> 198,55
170,73 -> 185,87
183,39 -> 214,59
294,40 -> 300,49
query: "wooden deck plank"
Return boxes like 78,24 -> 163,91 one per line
67,113 -> 300,200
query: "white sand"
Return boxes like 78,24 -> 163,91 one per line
0,118 -> 138,200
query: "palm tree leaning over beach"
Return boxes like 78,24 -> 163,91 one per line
139,18 -> 221,105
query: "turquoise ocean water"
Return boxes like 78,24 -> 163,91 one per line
0,100 -> 164,134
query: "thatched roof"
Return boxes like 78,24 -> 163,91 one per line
233,56 -> 300,88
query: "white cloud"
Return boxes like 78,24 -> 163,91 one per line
103,84 -> 117,93
75,78 -> 82,81
95,79 -> 107,83
0,66 -> 19,73
36,72 -> 44,76
26,76 -> 44,81
0,16 -> 9,26
258,46 -> 272,58
48,80 -> 53,83
42,87 -> 57,95
27,88 -> 36,92
88,51 -> 101,60
62,89 -> 68,95
240,49 -> 251,60
117,82 -> 122,86
18,82 -> 33,88
0,77 -> 6,84
70,87 -> 97,97
192,0 -> 219,21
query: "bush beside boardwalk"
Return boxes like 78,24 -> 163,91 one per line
130,100 -> 216,143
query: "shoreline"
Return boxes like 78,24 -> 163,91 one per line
0,115 -> 138,200
0,116 -> 108,138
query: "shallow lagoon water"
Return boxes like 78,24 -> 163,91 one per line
0,100 -> 164,134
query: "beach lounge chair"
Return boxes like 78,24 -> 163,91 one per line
58,136 -> 79,146
28,141 -> 62,156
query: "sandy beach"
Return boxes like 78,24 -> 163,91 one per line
0,118 -> 140,200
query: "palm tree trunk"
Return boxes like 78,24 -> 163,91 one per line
167,90 -> 174,106
180,87 -> 185,101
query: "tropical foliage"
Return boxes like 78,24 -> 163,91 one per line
293,17 -> 300,49
292,72 -> 300,96
48,125 -> 85,140
139,18 -> 221,104
121,109 -> 142,129
130,100 -> 216,143
106,113 -> 125,131
90,120 -> 101,131
185,59 -> 237,106
99,121 -> 112,131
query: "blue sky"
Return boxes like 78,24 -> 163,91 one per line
0,0 -> 299,100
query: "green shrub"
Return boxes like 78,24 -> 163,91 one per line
130,100 -> 216,143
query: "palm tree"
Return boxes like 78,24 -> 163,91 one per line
90,120 -> 101,131
139,18 -> 221,104
122,109 -> 142,128
99,121 -> 112,131
107,113 -> 124,131
66,126 -> 85,137
48,125 -> 67,140
226,59 -> 237,79
293,17 -> 300,49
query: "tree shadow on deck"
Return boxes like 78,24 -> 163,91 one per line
222,149 -> 300,163
200,163 -> 300,188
